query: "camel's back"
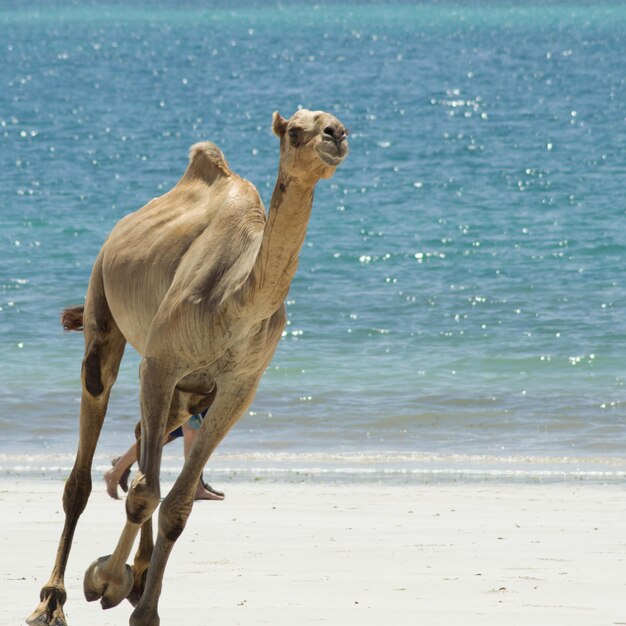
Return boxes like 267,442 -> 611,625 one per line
99,142 -> 266,353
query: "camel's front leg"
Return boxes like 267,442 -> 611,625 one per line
128,395 -> 192,607
82,358 -> 177,611
129,377 -> 260,626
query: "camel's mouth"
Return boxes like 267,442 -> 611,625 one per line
316,142 -> 349,167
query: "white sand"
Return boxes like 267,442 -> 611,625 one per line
2,478 -> 625,626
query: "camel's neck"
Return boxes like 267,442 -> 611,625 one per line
248,167 -> 315,318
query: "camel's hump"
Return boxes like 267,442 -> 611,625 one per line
184,141 -> 232,184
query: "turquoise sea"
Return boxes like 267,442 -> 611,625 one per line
2,1 -> 626,482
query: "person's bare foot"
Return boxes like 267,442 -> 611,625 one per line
104,468 -> 120,500
194,480 -> 225,501
201,473 -> 224,497
117,461 -> 131,493
105,457 -> 133,500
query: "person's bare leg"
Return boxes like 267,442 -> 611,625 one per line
182,421 -> 224,501
104,444 -> 137,499
104,432 -> 179,500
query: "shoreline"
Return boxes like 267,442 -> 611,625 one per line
4,478 -> 626,625
2,450 -> 626,485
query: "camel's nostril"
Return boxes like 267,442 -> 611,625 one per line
323,126 -> 336,138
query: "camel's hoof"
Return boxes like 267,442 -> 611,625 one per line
25,612 -> 66,626
129,604 -> 160,626
127,565 -> 149,607
26,587 -> 68,626
25,607 -> 66,626
83,555 -> 133,610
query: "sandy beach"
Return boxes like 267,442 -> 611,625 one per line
1,477 -> 624,626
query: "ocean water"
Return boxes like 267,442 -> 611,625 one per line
2,1 -> 626,481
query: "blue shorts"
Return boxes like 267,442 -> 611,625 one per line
169,409 -> 207,439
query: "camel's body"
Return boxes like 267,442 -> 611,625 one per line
101,143 -> 282,402
28,110 -> 348,626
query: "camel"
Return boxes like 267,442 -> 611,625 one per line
27,109 -> 349,626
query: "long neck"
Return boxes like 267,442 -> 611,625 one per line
248,166 -> 315,318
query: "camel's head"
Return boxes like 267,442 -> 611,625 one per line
272,109 -> 349,183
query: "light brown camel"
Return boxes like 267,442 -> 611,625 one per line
27,109 -> 348,626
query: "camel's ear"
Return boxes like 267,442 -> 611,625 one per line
272,111 -> 288,138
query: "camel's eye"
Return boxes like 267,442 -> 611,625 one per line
288,127 -> 301,145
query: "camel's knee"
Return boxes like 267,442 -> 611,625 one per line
158,493 -> 193,542
125,474 -> 160,525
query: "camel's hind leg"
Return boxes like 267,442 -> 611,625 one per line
27,257 -> 126,626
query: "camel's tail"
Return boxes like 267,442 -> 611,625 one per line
61,306 -> 84,331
